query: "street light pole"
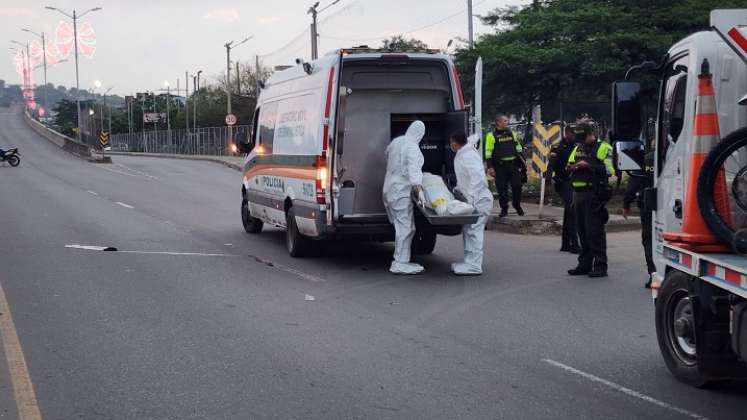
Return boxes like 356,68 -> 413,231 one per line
308,0 -> 339,60
224,35 -> 253,146
467,0 -> 474,49
45,6 -> 102,142
22,29 -> 48,118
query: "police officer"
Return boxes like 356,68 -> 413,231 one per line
623,148 -> 655,287
547,125 -> 580,253
566,123 -> 614,278
485,114 -> 525,217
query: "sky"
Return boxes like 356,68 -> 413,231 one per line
1,0 -> 525,97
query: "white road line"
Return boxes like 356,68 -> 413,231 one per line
249,255 -> 326,283
87,190 -> 98,196
116,202 -> 134,209
117,250 -> 236,257
542,359 -> 709,420
113,163 -> 159,180
95,165 -> 138,178
65,245 -> 115,251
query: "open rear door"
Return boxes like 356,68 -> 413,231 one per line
712,10 -> 747,64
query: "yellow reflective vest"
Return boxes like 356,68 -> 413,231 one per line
484,130 -> 522,161
567,140 -> 614,189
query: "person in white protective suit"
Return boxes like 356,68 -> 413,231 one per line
383,121 -> 427,275
450,131 -> 494,275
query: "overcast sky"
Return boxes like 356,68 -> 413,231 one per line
1,0 -> 525,96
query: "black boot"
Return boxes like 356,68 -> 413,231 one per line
568,246 -> 581,254
588,266 -> 608,278
499,208 -> 508,217
568,266 -> 590,275
515,206 -> 525,216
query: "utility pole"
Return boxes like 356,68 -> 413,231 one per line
467,0 -> 474,48
236,61 -> 241,94
255,55 -> 261,98
45,6 -> 102,142
192,74 -> 198,133
308,1 -> 340,61
185,70 -> 190,134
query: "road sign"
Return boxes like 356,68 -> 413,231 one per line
143,112 -> 166,123
529,123 -> 561,177
99,130 -> 110,147
225,113 -> 237,126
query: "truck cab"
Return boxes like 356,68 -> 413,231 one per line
611,10 -> 747,386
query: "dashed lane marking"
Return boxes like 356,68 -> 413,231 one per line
116,202 -> 134,209
86,190 -> 98,196
542,359 -> 709,420
0,281 -> 43,420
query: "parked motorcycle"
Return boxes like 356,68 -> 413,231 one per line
1,148 -> 20,167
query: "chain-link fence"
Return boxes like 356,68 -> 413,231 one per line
109,125 -> 251,156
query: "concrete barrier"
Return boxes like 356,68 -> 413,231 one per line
23,111 -> 92,158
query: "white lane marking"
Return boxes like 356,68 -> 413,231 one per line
117,250 -> 236,257
249,255 -> 326,283
116,202 -> 134,209
542,359 -> 709,420
65,244 -> 114,251
65,245 -> 235,257
87,190 -> 98,196
95,165 -> 138,178
113,163 -> 160,180
305,294 -> 316,301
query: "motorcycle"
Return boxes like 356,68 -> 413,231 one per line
1,148 -> 20,167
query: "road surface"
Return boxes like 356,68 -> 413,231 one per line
0,108 -> 744,419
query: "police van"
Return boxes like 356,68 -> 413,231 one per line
238,47 -> 478,257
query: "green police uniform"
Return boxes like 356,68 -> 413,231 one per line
485,129 -> 524,214
567,140 -> 614,276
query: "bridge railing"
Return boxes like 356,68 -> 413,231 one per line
109,125 -> 251,156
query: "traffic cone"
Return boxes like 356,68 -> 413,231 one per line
663,59 -> 731,247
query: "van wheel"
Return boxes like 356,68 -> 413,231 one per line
241,199 -> 263,234
286,207 -> 313,258
412,230 -> 437,255
655,270 -> 714,387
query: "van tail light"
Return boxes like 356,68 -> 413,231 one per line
316,155 -> 328,204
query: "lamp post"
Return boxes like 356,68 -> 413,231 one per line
308,1 -> 339,60
11,40 -> 31,109
224,36 -> 253,145
45,6 -> 102,141
21,28 -> 49,117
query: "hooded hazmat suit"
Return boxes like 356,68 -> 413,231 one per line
383,121 -> 426,274
452,134 -> 494,275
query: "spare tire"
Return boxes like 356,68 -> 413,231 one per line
697,127 -> 747,252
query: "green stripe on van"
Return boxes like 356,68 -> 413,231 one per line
243,154 -> 318,172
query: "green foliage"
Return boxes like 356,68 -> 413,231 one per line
381,35 -> 429,50
455,0 -> 747,120
52,99 -> 78,137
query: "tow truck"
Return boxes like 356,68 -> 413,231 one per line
612,9 -> 747,387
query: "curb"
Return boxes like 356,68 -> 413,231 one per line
107,152 -> 243,172
487,214 -> 640,235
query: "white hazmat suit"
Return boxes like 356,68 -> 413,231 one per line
452,134 -> 494,275
383,121 -> 426,274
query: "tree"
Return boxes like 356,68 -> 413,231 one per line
381,35 -> 429,50
52,99 -> 78,137
455,0 -> 747,122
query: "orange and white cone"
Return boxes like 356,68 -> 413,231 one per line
664,59 -> 731,246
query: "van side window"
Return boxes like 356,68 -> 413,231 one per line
658,54 -> 688,173
250,108 -> 260,146
258,101 -> 279,153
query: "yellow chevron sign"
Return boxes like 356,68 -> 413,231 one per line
528,124 -> 561,178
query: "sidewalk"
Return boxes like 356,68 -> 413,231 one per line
487,202 -> 640,234
108,152 -> 245,171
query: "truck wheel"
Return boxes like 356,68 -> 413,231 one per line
655,271 -> 713,387
241,199 -> 263,234
286,207 -> 313,258
412,230 -> 437,255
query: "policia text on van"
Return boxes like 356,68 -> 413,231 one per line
237,48 -> 480,257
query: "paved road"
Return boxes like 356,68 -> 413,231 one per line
0,108 -> 744,419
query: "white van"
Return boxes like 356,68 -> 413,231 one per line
238,47 -> 479,257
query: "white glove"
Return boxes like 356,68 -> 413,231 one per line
418,191 -> 426,207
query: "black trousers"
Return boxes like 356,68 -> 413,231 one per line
640,209 -> 656,274
494,161 -> 522,211
573,191 -> 608,271
555,179 -> 579,250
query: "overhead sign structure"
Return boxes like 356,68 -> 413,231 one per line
225,113 -> 237,126
143,112 -> 166,123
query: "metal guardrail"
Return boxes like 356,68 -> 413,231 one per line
109,125 -> 251,156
